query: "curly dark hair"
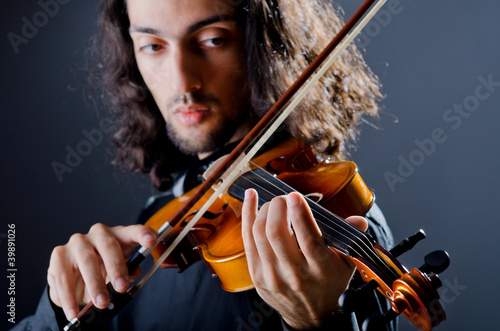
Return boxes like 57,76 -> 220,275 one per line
88,0 -> 382,191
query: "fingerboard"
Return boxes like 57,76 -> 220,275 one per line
228,168 -> 399,283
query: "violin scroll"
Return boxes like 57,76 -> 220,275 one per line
389,267 -> 446,330
342,232 -> 450,331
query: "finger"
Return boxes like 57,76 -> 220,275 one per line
47,273 -> 59,305
69,233 -> 110,309
129,265 -> 142,282
111,224 -> 158,252
88,224 -> 130,293
250,201 -> 277,265
241,189 -> 260,269
90,224 -> 157,293
285,192 -> 329,262
266,196 -> 304,264
345,216 -> 368,232
48,245 -> 79,320
328,246 -> 357,271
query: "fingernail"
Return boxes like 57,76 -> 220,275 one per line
67,309 -> 77,320
287,193 -> 301,206
244,189 -> 252,199
96,293 -> 109,307
143,233 -> 155,242
115,277 -> 128,290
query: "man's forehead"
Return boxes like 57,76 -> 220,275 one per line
127,0 -> 240,37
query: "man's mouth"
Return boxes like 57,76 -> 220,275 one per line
174,105 -> 211,126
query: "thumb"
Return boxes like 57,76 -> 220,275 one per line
345,216 -> 368,232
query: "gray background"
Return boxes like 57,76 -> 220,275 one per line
1,0 -> 499,330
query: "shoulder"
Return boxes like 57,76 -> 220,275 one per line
135,190 -> 176,225
365,202 -> 394,250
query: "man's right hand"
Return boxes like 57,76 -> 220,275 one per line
47,223 -> 157,321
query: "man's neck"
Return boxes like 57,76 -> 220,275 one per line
197,120 -> 253,160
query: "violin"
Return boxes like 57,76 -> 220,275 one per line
145,138 -> 374,291
65,1 -> 450,330
144,138 -> 448,331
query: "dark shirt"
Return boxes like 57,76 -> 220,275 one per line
12,142 -> 397,331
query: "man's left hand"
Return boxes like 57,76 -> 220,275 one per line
242,189 -> 368,330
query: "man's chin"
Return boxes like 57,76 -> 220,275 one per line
177,141 -> 216,156
167,132 -> 221,156
166,120 -> 240,157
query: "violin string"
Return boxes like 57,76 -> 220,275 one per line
259,169 -> 399,281
231,168 -> 399,282
231,172 -> 398,282
240,165 -> 370,250
238,166 -> 368,252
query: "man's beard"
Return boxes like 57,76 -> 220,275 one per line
166,116 -> 240,156
165,91 -> 246,156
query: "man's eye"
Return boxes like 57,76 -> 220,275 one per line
140,44 -> 163,53
201,38 -> 225,47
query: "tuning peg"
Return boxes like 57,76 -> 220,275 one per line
419,250 -> 450,274
390,229 -> 426,258
362,309 -> 399,331
339,280 -> 379,313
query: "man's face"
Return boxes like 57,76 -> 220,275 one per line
128,0 -> 250,157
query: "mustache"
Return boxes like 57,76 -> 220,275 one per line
166,91 -> 220,111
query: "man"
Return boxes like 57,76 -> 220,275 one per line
15,0 -> 395,330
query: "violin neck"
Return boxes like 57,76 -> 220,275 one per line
228,168 -> 372,257
228,168 -> 401,285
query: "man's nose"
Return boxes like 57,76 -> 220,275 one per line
170,48 -> 202,94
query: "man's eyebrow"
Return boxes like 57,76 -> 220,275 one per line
186,14 -> 237,35
129,26 -> 161,35
129,14 -> 237,37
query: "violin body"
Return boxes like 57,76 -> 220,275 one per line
145,138 -> 375,292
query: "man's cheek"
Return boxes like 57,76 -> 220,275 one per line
138,63 -> 166,90
143,73 -> 162,90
